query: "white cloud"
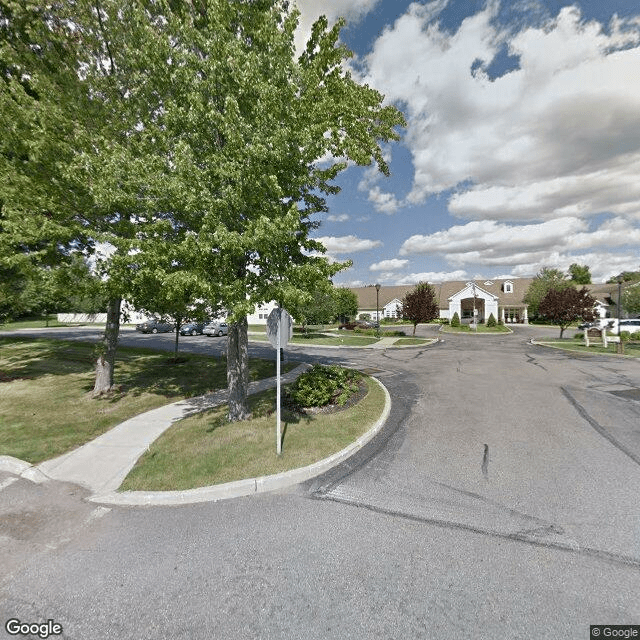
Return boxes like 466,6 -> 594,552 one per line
370,258 -> 409,271
400,217 -> 586,256
327,213 -> 350,222
315,235 -> 383,253
367,186 -> 401,214
363,4 -> 640,222
395,270 -> 468,285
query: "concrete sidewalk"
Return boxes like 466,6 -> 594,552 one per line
32,364 -> 310,495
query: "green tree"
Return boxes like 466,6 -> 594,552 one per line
450,311 -> 460,327
402,282 -> 439,335
332,288 -> 358,323
2,1 -> 404,416
568,263 -> 591,284
523,267 -> 573,318
622,285 -> 640,316
538,286 -> 596,338
87,1 -> 403,420
607,270 -> 640,284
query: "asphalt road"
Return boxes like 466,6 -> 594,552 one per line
1,325 -> 639,639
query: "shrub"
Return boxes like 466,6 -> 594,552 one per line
620,330 -> 631,343
574,332 -> 584,339
287,364 -> 362,407
486,313 -> 497,327
451,312 -> 460,327
631,331 -> 640,341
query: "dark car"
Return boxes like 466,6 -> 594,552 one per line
135,319 -> 175,334
179,321 -> 207,336
203,321 -> 228,337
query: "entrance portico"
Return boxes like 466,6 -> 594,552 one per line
448,283 -> 499,324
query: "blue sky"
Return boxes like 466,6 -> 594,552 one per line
295,0 -> 640,285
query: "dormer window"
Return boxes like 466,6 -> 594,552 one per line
484,281 -> 493,286
503,281 -> 513,293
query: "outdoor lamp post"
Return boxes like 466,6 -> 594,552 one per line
616,276 -> 623,354
617,275 -> 623,336
375,283 -> 381,338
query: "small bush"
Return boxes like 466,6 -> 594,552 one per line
287,364 -> 362,407
631,331 -> 640,341
486,313 -> 497,327
451,312 -> 460,327
620,330 -> 631,343
574,332 -> 584,339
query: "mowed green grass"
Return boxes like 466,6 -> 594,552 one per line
0,337 -> 293,464
537,340 -> 640,358
121,376 -> 386,491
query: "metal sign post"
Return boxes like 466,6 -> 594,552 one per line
266,307 -> 293,455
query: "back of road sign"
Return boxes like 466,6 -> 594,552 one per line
266,308 -> 293,349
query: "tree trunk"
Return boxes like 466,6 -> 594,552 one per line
93,297 -> 121,396
413,322 -> 417,336
227,315 -> 250,422
559,326 -> 565,339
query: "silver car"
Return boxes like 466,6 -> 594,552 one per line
204,321 -> 228,337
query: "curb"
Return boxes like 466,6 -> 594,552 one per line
88,376 -> 391,507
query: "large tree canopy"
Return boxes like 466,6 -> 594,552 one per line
539,286 -> 596,338
2,0 -> 405,416
523,267 -> 573,318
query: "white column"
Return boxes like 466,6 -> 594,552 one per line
523,306 -> 528,325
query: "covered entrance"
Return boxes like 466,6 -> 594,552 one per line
448,283 -> 499,325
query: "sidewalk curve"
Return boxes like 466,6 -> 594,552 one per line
1,364 -> 391,506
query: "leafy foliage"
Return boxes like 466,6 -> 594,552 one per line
450,311 -> 461,327
538,286 -> 596,338
287,364 -> 362,408
567,263 -> 591,284
607,271 -> 640,284
401,282 -> 439,335
523,267 -> 573,317
622,285 -> 640,316
486,313 -> 497,327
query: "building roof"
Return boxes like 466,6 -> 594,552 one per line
351,278 -> 535,310
350,278 -> 633,311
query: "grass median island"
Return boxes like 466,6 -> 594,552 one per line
120,371 -> 386,491
440,324 -> 512,334
536,339 -> 640,358
0,337 -> 295,464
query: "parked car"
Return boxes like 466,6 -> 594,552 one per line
179,321 -> 207,336
135,318 -> 175,334
603,318 -> 640,333
204,321 -> 228,337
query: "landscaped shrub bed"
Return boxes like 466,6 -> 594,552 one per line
286,364 -> 363,408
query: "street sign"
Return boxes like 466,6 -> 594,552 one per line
265,307 -> 293,455
266,308 -> 293,349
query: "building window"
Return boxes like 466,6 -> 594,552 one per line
504,282 -> 513,293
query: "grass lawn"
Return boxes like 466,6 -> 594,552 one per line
0,316 -> 75,330
392,337 -> 433,346
440,324 -> 512,334
536,339 -> 640,358
120,375 -> 386,491
250,332 -> 379,347
0,337 -> 295,464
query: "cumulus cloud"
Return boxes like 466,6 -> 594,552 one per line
370,258 -> 409,271
399,215 -> 640,279
327,213 -> 350,222
315,235 -> 383,253
362,3 -> 640,222
395,270 -> 469,285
